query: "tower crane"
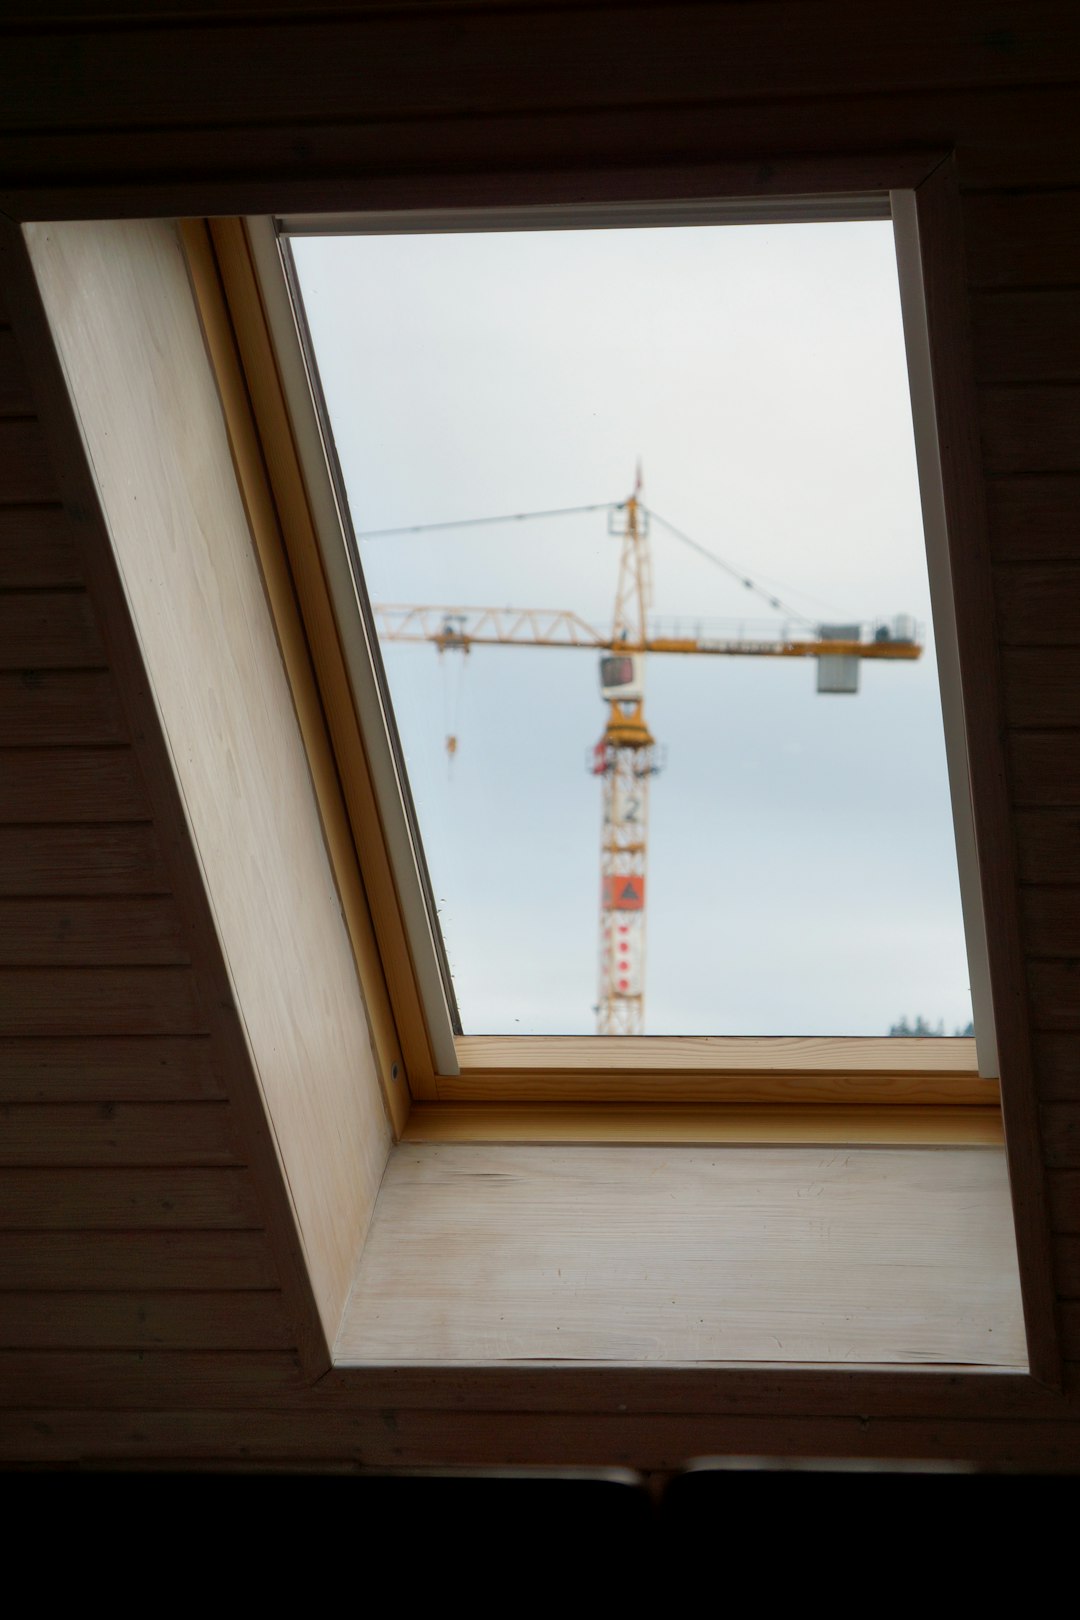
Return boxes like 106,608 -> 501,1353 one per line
370,473 -> 922,1034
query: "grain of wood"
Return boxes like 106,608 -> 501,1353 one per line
0,670 -> 125,745
1019,885 -> 1080,958
0,590 -> 103,668
0,1102 -> 240,1166
339,1144 -> 1026,1367
1028,960 -> 1080,1029
447,1034 -> 988,1106
0,1036 -> 223,1102
4,1405 -> 1080,1471
1040,1103 -> 1080,1168
0,1290 -> 295,1350
1035,1032 -> 1080,1101
404,1103 -> 1004,1147
0,1168 -> 263,1229
0,897 -> 189,965
0,329 -> 33,416
0,966 -> 205,1037
971,289 -> 1080,384
1050,1170 -> 1080,1233
986,474 -> 1080,563
0,420 -> 55,503
964,189 -> 1080,289
1002,648 -> 1080,728
5,6 -> 1079,135
1015,811 -> 1080,884
0,748 -> 148,823
980,385 -> 1080,474
0,825 -> 168,896
0,507 -> 79,587
1009,733 -> 1080,806
1056,1234 -> 1080,1296
997,564 -> 1080,645
0,1230 -> 278,1291
0,1349 -> 305,1409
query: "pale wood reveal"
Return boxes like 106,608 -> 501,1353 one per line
24,218 -> 392,1352
206,218 -> 441,1100
178,219 -> 409,1135
338,1144 -> 1026,1366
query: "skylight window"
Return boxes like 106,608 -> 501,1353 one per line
284,215 -> 975,1043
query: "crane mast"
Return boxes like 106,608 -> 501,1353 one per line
592,476 -> 659,1034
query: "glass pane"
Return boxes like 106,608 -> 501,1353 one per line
290,220 -> 973,1039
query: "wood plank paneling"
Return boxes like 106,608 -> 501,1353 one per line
1014,810 -> 1080,884
0,1291 -> 294,1350
0,507 -> 79,587
0,1102 -> 239,1166
1009,733 -> 1080,805
0,1036 -> 223,1102
986,475 -> 1080,563
1028,960 -> 1080,1030
972,290 -> 1080,384
0,420 -> 55,503
0,1349 -> 305,1409
4,5 -> 1080,137
1035,1032 -> 1080,1102
0,826 -> 168,895
1020,885 -> 1080,957
0,590 -> 103,668
0,897 -> 188,965
1041,1104 -> 1080,1168
1002,647 -> 1080,728
1050,1171 -> 1080,1232
0,1230 -> 277,1290
1057,1234 -> 1080,1296
0,670 -> 125,745
980,385 -> 1080,473
997,564 -> 1080,645
0,329 -> 33,416
0,749 -> 148,822
0,966 -> 205,1036
964,189 -> 1080,289
0,1168 -> 263,1228
10,1407 -> 1080,1472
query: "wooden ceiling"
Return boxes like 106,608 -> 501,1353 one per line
1,1 -> 1080,1468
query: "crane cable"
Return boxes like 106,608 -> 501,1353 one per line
643,507 -> 818,629
358,498 -> 822,629
356,502 -> 612,539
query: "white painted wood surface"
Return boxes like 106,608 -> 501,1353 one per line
28,219 -> 392,1348
338,1144 -> 1026,1366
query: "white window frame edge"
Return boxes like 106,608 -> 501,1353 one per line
248,192 -> 998,1080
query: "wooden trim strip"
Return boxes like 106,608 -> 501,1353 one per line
193,217 -> 436,1106
178,219 -> 410,1135
444,1034 -> 999,1106
405,1103 -> 1004,1147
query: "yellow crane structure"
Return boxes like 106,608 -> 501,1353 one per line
371,474 -> 922,1034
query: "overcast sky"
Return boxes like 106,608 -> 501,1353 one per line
291,221 -> 974,1037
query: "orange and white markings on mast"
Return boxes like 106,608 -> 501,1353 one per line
592,469 -> 662,1036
